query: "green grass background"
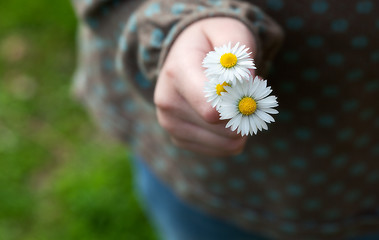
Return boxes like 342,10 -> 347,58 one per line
0,1 -> 157,239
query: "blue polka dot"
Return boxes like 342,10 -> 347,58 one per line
209,198 -> 223,208
318,115 -> 335,127
279,81 -> 296,93
273,139 -> 289,151
102,58 -> 114,70
360,196 -> 376,208
175,180 -> 188,193
314,145 -> 331,157
207,0 -> 222,6
277,109 -> 294,122
280,222 -> 297,233
328,182 -> 344,195
193,165 -> 208,178
267,0 -> 283,11
351,36 -> 368,48
350,163 -> 366,176
228,178 -> 245,190
144,3 -> 160,17
323,208 -> 341,220
298,98 -> 316,110
123,100 -> 136,113
332,154 -> 349,167
309,173 -> 327,184
356,1 -> 373,14
250,169 -> 266,182
211,161 -> 226,173
302,68 -> 320,81
112,79 -> 126,92
290,157 -> 307,169
282,209 -> 298,219
248,195 -> 263,206
367,170 -> 379,182
267,190 -> 281,201
139,45 -> 150,61
327,53 -> 344,66
87,18 -> 99,29
304,199 -> 321,210
101,6 -> 110,16
150,28 -> 164,48
282,50 -> 299,63
135,71 -> 151,88
346,69 -> 363,81
342,99 -> 359,111
337,128 -> 354,141
307,36 -> 324,48
294,127 -> 312,140
270,164 -> 287,177
372,50 -> 379,62
365,80 -> 379,92
230,6 -> 241,14
331,19 -> 349,32
105,105 -> 116,116
153,158 -> 167,172
164,145 -> 179,158
321,224 -> 339,234
311,0 -> 329,13
354,134 -> 370,148
286,17 -> 304,30
127,14 -> 137,33
119,36 -> 128,51
322,85 -> 340,97
251,145 -> 269,158
232,152 -> 248,163
344,190 -> 361,202
360,108 -> 374,120
93,85 -> 106,97
286,184 -> 303,196
243,211 -> 259,221
171,3 -> 186,15
210,183 -> 224,194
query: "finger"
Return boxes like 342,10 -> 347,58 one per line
202,17 -> 257,77
161,89 -> 241,139
167,26 -> 221,124
166,117 -> 247,151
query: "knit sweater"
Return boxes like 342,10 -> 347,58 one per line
71,0 -> 379,239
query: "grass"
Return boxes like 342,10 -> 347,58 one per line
0,1 -> 157,239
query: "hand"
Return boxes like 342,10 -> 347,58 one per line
154,17 -> 257,157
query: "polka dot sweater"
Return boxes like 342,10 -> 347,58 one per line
71,0 -> 379,239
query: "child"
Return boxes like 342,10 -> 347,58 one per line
71,0 -> 379,239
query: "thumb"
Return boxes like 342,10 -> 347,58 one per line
202,17 -> 257,77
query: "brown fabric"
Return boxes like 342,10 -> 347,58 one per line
71,0 -> 379,239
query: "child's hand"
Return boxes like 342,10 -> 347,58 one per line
154,17 -> 257,157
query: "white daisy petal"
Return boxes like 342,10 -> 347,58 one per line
202,42 -> 256,84
218,75 -> 279,136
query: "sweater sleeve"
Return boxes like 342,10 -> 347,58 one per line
116,0 -> 284,102
70,0 -> 284,142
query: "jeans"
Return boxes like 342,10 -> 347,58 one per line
132,155 -> 379,240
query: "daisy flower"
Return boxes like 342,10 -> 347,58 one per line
219,76 -> 278,136
204,78 -> 231,110
202,42 -> 256,85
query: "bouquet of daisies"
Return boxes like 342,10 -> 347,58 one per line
202,42 -> 278,136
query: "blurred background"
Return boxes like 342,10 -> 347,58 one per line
0,1 -> 157,239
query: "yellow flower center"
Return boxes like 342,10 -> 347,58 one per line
238,97 -> 257,116
215,82 -> 230,96
220,53 -> 237,68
